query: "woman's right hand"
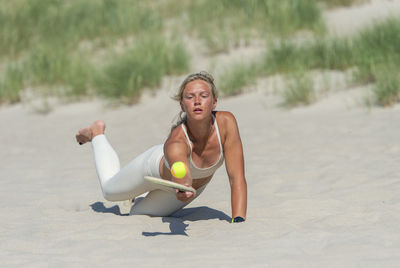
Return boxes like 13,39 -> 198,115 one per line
175,189 -> 196,203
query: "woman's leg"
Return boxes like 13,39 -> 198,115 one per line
91,136 -> 208,216
130,189 -> 186,217
76,121 -> 207,216
76,121 -> 159,201
91,135 -> 162,201
130,184 -> 208,217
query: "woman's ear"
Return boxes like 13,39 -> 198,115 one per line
213,98 -> 217,110
180,101 -> 185,112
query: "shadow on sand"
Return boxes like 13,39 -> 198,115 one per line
90,201 -> 129,216
90,202 -> 230,236
142,206 -> 231,237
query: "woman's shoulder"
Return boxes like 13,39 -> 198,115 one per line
214,110 -> 237,126
165,123 -> 188,147
214,111 -> 239,142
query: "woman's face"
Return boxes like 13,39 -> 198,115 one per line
180,79 -> 217,120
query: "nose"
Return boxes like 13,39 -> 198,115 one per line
194,95 -> 201,104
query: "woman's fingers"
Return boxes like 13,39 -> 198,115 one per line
175,190 -> 194,202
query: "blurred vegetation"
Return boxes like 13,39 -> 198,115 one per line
95,37 -> 189,104
167,0 -> 324,54
0,0 -> 181,103
317,0 -> 366,8
264,17 -> 400,106
1,0 -> 393,107
218,63 -> 260,96
221,17 -> 400,106
282,71 -> 315,106
0,0 -> 162,57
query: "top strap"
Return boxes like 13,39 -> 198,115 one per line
213,115 -> 223,153
181,123 -> 193,151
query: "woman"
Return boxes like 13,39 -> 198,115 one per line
76,71 -> 247,222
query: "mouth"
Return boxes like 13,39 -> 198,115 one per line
193,108 -> 203,113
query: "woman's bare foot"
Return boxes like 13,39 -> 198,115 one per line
75,120 -> 106,145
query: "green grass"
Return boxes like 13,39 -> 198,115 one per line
0,0 -> 162,58
264,38 -> 355,73
218,16 -> 400,106
1,0 -> 329,105
25,43 -> 92,96
282,71 -> 315,106
372,65 -> 400,106
316,0 -> 366,8
95,37 -> 189,103
262,17 -> 400,106
0,63 -> 24,103
0,0 -> 188,104
218,63 -> 259,96
2,0 -> 393,106
167,0 -> 324,53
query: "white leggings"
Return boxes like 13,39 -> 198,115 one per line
91,134 -> 206,217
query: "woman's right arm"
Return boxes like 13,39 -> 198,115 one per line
164,139 -> 195,202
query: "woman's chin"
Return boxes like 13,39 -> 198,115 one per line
188,112 -> 210,120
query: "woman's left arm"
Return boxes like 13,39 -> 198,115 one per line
222,112 -> 247,221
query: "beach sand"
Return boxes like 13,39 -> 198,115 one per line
1,1 -> 400,267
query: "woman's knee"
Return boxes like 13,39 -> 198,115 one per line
102,189 -> 128,201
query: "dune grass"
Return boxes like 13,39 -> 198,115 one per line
372,65 -> 400,106
264,38 -> 355,73
282,71 -> 315,106
1,0 -> 328,104
26,43 -> 92,96
0,63 -> 24,103
0,0 -> 162,58
95,38 -> 189,103
218,63 -> 260,96
1,0 -> 393,106
168,0 -> 324,54
284,18 -> 400,106
0,0 -> 188,104
316,0 -> 366,8
225,16 -> 400,106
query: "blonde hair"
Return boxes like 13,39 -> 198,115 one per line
173,71 -> 218,101
171,71 -> 218,130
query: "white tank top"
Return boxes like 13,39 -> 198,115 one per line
165,115 -> 224,179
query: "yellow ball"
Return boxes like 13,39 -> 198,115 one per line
171,161 -> 187,179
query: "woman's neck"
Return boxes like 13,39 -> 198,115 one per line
186,116 -> 213,145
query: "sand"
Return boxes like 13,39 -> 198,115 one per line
1,1 -> 400,267
325,0 -> 400,36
